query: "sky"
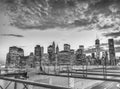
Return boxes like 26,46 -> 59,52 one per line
0,0 -> 120,63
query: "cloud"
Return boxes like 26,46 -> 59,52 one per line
0,0 -> 120,31
103,31 -> 120,38
0,34 -> 24,37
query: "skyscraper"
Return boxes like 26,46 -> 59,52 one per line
75,45 -> 85,65
48,42 -> 56,63
6,46 -> 24,67
91,53 -> 95,59
40,46 -> 44,57
95,39 -> 100,59
108,39 -> 116,65
64,44 -> 70,52
79,45 -> 84,54
52,41 -> 55,53
34,45 -> 41,61
56,45 -> 59,54
34,45 -> 41,56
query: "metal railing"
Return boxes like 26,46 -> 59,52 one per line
0,76 -> 71,89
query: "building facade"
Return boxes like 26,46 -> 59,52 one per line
48,42 -> 56,63
75,45 -> 85,65
58,51 -> 71,64
6,46 -> 24,67
64,44 -> 70,52
27,52 -> 35,68
108,39 -> 116,65
95,39 -> 100,60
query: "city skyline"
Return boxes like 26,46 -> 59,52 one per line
0,0 -> 120,62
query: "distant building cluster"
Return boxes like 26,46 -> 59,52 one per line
6,38 -> 119,68
6,45 -> 45,68
90,38 -> 116,65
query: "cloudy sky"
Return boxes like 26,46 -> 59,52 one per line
0,0 -> 120,63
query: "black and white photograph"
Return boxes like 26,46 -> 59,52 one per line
0,0 -> 120,89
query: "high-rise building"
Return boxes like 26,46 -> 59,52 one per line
64,44 -> 70,52
95,39 -> 100,59
58,50 -> 71,64
79,45 -> 84,54
108,39 -> 116,65
52,41 -> 55,53
70,49 -> 75,54
91,53 -> 95,59
27,52 -> 35,67
75,45 -> 85,65
41,46 -> 44,57
34,45 -> 41,57
48,44 -> 55,63
56,45 -> 59,54
6,46 -> 24,67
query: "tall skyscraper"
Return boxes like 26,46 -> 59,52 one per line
79,45 -> 84,54
76,45 -> 85,64
40,46 -> 44,57
56,45 -> 59,54
34,45 -> 41,62
95,39 -> 100,59
6,46 -> 24,67
52,41 -> 55,53
91,53 -> 95,59
108,39 -> 116,65
48,42 -> 56,63
34,45 -> 41,57
64,44 -> 70,52
48,45 -> 55,63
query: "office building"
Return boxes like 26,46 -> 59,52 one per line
64,44 -> 70,52
95,39 -> 100,59
108,39 -> 116,65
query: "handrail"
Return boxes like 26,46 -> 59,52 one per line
60,71 -> 120,77
39,73 -> 120,82
0,76 -> 71,89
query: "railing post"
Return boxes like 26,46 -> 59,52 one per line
14,75 -> 19,89
14,82 -> 17,89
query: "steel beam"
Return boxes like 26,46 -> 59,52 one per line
60,71 -> 120,77
39,73 -> 120,82
0,76 -> 71,89
73,69 -> 120,73
0,72 -> 26,77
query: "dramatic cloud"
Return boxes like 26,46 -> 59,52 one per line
1,34 -> 24,37
1,0 -> 120,32
103,31 -> 120,38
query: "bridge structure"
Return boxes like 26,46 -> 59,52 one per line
0,65 -> 120,89
0,68 -> 71,89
